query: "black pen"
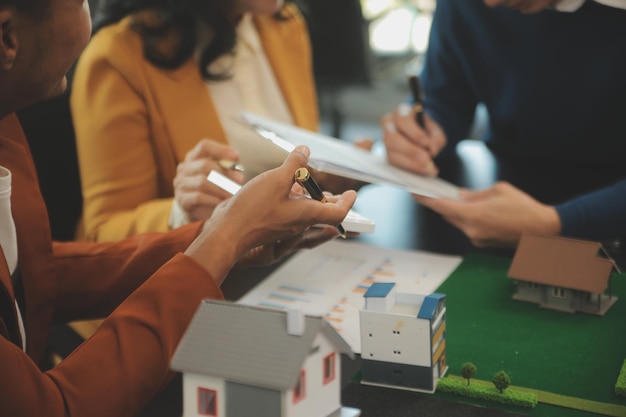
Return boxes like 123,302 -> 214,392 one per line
294,167 -> 347,239
408,75 -> 425,129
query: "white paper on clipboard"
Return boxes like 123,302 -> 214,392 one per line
241,111 -> 460,200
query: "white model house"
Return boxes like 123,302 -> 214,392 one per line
359,282 -> 447,393
170,300 -> 360,417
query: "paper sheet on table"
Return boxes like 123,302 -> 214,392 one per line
241,111 -> 460,200
238,240 -> 462,353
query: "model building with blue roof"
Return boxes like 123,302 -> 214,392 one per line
359,282 -> 447,393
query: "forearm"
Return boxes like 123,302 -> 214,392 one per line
555,179 -> 626,240
184,214 -> 241,285
2,254 -> 222,417
52,222 -> 203,322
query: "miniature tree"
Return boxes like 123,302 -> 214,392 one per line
461,362 -> 477,386
492,371 -> 510,394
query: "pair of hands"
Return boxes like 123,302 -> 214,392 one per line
173,137 -> 373,222
382,104 -> 561,248
185,146 -> 356,284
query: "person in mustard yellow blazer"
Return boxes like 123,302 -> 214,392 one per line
71,0 -> 359,242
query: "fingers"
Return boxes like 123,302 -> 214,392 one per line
381,104 -> 448,177
177,158 -> 245,184
236,226 -> 339,268
382,113 -> 437,176
186,139 -> 240,162
302,189 -> 357,230
183,140 -> 244,183
457,182 -> 512,202
423,116 -> 447,156
176,191 -> 224,221
175,174 -> 234,200
180,139 -> 244,184
353,137 -> 374,152
278,227 -> 340,254
293,226 -> 341,249
393,103 -> 432,151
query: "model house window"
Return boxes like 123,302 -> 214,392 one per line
552,287 -> 566,298
198,387 -> 217,416
323,352 -> 336,385
527,282 -> 539,290
293,370 -> 306,404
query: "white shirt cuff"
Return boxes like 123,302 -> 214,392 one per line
168,199 -> 191,229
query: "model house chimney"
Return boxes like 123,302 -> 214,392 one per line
286,308 -> 305,336
364,282 -> 397,312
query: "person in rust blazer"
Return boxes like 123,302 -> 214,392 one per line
0,113 -> 354,416
1,115 -> 222,417
0,1 -> 357,414
71,1 -> 323,242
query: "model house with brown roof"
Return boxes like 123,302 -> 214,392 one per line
507,234 -> 619,316
170,300 -> 360,417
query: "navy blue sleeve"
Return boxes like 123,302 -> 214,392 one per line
555,179 -> 626,241
421,0 -> 479,155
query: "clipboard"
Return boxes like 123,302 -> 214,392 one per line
241,111 -> 460,200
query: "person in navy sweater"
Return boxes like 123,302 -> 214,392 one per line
383,0 -> 626,247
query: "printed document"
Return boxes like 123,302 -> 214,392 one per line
238,240 -> 462,353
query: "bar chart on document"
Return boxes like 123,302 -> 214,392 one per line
239,241 -> 462,353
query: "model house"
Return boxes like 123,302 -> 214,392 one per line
170,300 -> 360,417
359,282 -> 447,393
508,234 -> 619,315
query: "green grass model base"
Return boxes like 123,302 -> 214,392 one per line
616,359 -> 626,397
437,376 -> 538,408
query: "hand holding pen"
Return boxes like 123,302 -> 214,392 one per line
380,75 -> 447,177
173,139 -> 245,223
188,146 -> 357,279
294,167 -> 347,239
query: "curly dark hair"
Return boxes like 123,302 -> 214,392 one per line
93,0 -> 292,80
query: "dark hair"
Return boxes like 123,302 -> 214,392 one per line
0,0 -> 52,21
93,0 -> 293,81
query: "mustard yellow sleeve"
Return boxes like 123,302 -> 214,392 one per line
71,25 -> 173,242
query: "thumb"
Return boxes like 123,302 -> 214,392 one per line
279,146 -> 311,185
283,145 -> 310,169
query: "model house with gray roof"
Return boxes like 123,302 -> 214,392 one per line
359,283 -> 447,393
171,300 -> 360,417
508,234 -> 619,316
